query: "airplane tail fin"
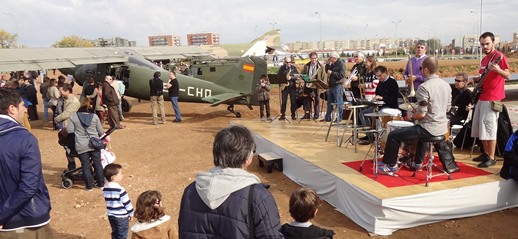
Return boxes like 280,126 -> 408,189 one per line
241,40 -> 267,57
214,56 -> 267,107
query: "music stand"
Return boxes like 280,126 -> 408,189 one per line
298,74 -> 318,123
268,73 -> 291,123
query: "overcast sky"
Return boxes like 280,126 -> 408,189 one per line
1,0 -> 516,48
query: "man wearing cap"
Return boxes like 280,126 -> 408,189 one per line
404,40 -> 428,101
324,52 -> 346,122
276,57 -> 299,120
347,52 -> 367,99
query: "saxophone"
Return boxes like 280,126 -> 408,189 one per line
280,67 -> 291,91
407,55 -> 415,97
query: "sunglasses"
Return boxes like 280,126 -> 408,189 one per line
455,80 -> 464,83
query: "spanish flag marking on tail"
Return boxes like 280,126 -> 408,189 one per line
243,63 -> 254,73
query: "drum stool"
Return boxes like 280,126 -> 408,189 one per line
412,135 -> 452,187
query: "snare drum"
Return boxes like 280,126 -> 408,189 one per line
379,108 -> 402,128
381,120 -> 414,146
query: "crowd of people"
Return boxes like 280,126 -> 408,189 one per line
269,31 -> 509,174
0,31 -> 511,238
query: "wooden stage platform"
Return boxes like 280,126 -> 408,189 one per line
235,119 -> 518,235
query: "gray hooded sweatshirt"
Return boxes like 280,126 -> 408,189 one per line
195,167 -> 260,209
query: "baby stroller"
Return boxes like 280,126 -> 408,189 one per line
59,126 -> 116,189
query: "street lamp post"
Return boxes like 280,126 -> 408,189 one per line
455,26 -> 462,54
392,20 -> 401,58
363,24 -> 369,50
479,0 -> 483,61
429,29 -> 438,56
470,10 -> 479,56
103,21 -> 115,47
3,11 -> 19,47
346,26 -> 351,50
315,12 -> 323,54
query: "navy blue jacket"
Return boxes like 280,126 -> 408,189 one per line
178,182 -> 282,239
0,115 -> 51,230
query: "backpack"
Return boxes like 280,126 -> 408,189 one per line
500,131 -> 518,180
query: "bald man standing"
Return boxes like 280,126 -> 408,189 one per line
276,57 -> 299,120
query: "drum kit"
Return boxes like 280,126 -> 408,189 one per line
359,102 -> 419,176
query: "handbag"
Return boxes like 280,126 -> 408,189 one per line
89,137 -> 105,150
78,113 -> 106,150
491,101 -> 503,112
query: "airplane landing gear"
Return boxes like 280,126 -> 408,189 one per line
121,97 -> 132,112
227,105 -> 241,118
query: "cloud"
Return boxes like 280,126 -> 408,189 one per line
1,0 -> 516,47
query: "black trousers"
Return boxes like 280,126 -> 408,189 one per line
281,87 -> 297,117
303,88 -> 319,117
383,125 -> 458,170
259,100 -> 270,118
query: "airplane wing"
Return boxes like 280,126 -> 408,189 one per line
0,47 -> 128,72
202,92 -> 248,106
0,46 -> 214,72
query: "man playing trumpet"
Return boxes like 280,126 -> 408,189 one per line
346,52 -> 367,99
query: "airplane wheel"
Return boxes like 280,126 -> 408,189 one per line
62,178 -> 73,189
235,112 -> 242,118
121,98 -> 132,112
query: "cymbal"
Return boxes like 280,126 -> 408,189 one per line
399,103 -> 417,111
364,112 -> 392,117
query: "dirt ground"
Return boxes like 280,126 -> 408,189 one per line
27,90 -> 517,239
21,58 -> 518,239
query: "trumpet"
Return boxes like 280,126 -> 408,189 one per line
407,55 -> 415,97
344,67 -> 358,87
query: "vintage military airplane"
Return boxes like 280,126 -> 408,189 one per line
0,47 -> 266,117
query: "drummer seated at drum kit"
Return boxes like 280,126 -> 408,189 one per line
378,57 -> 460,175
358,65 -> 400,145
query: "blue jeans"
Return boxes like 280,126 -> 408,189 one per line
170,96 -> 181,121
43,98 -> 50,121
78,150 -> 104,189
108,216 -> 129,239
325,84 -> 344,121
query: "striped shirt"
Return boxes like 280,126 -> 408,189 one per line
103,181 -> 134,218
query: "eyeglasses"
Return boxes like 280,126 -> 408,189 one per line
455,80 -> 465,83
310,57 -> 317,60
354,56 -> 358,58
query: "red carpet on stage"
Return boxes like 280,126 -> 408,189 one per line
343,158 -> 493,188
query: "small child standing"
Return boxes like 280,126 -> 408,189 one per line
280,187 -> 335,239
255,74 -> 272,122
130,190 -> 178,239
103,163 -> 134,239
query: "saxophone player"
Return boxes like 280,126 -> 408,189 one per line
404,40 -> 428,102
276,57 -> 299,120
